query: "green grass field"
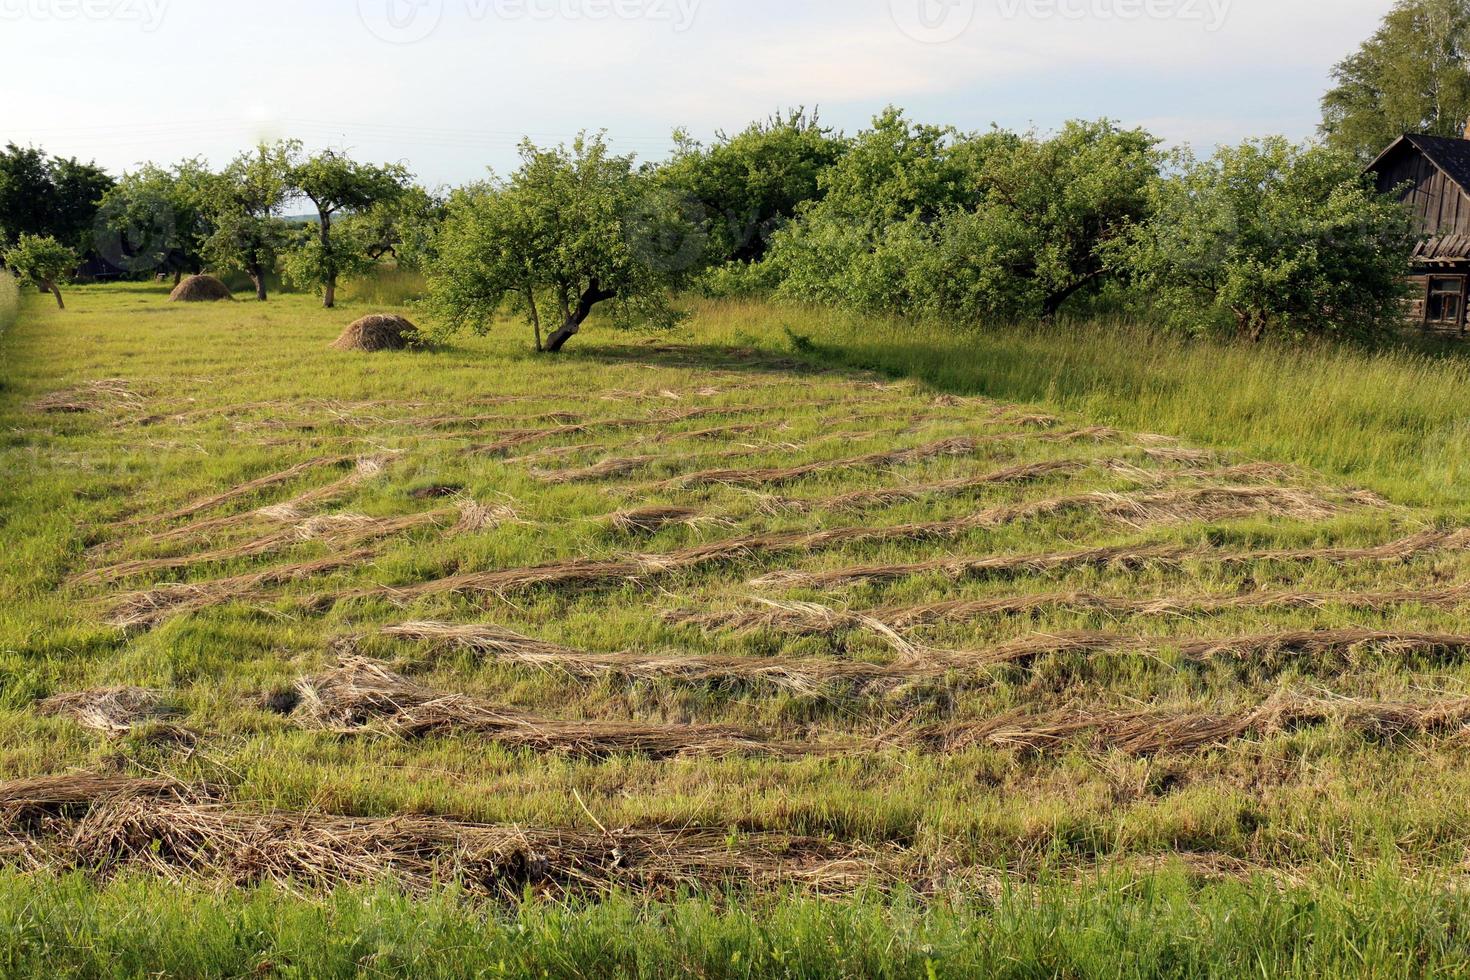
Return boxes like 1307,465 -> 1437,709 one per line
9,282 -> 1470,976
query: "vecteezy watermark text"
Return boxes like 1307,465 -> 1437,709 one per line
359,0 -> 700,45
892,0 -> 1231,43
0,0 -> 168,30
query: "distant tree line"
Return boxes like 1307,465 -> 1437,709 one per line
1,0 -> 1450,348
0,141 -> 430,307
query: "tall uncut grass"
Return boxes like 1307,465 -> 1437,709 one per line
695,300 -> 1470,510
1,870 -> 1466,979
0,271 -> 17,336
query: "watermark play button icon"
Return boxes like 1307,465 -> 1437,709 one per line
359,0 -> 443,44
890,0 -> 975,43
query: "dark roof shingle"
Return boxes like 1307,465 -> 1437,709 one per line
1401,134 -> 1470,194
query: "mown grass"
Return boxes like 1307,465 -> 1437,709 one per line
720,301 -> 1470,509
8,282 -> 1470,973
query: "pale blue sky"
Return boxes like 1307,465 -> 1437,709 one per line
2,0 -> 1394,186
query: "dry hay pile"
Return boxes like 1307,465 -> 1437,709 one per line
0,775 -> 891,898
38,688 -> 175,738
33,379 -> 143,415
605,506 -> 725,535
294,658 -> 834,759
329,314 -> 419,353
168,275 -> 233,302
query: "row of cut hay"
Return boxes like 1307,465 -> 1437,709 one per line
375,622 -> 1470,755
924,627 -> 1470,671
33,379 -> 145,416
530,430 -> 892,485
752,527 -> 1470,591
104,548 -> 379,631
116,454 -> 361,528
0,775 -> 890,898
671,583 -> 1470,641
294,658 -> 837,758
385,619 -> 1470,688
742,458 -> 1302,517
379,621 -> 917,694
356,484 -> 1382,604
653,429 -> 1119,491
922,694 -> 1470,756
74,501 -> 486,589
792,459 -> 1093,512
96,454 -> 399,559
875,583 -> 1470,629
603,506 -> 730,535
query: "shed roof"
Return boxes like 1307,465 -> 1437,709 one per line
1369,134 -> 1470,196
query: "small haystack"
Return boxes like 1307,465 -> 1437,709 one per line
168,275 -> 234,303
330,314 -> 418,353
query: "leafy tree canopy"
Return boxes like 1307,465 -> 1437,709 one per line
425,133 -> 688,353
1113,139 -> 1414,342
1322,0 -> 1470,162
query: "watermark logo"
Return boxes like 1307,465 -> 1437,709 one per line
624,187 -> 709,275
359,0 -> 701,43
995,0 -> 1231,31
92,195 -> 176,276
0,0 -> 169,31
358,0 -> 444,44
890,0 -> 975,43
891,0 -> 1231,42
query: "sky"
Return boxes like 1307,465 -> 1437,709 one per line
1,0 -> 1397,187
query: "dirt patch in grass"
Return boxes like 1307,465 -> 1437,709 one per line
0,775 -> 893,898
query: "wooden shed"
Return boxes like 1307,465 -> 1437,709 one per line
1368,133 -> 1470,333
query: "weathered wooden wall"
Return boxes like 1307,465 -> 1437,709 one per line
1376,151 -> 1470,238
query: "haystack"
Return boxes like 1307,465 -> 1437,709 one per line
168,275 -> 233,302
330,314 -> 418,352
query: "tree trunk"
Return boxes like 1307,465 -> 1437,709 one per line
251,272 -> 267,302
543,279 -> 616,353
45,281 -> 64,310
321,212 -> 335,309
173,269 -> 183,287
525,287 -> 544,353
1041,270 -> 1104,320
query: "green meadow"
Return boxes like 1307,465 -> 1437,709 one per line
8,281 -> 1470,975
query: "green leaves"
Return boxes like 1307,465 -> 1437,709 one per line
424,133 -> 690,352
1322,0 -> 1470,162
3,234 -> 78,287
1116,139 -> 1414,342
